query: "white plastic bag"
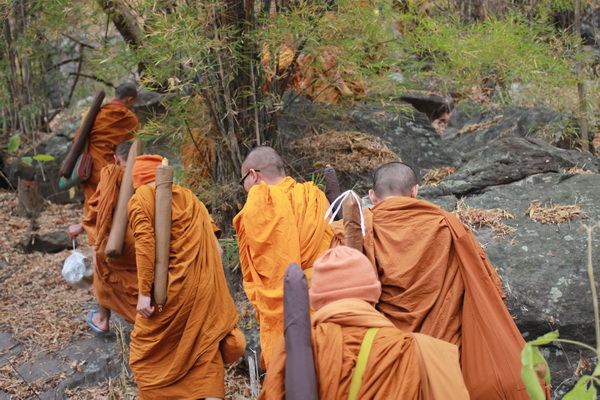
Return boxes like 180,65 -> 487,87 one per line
62,251 -> 88,284
62,241 -> 93,288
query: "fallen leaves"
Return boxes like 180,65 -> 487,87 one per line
453,200 -> 516,237
527,200 -> 584,224
422,166 -> 456,186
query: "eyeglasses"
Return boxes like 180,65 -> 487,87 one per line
239,169 -> 260,186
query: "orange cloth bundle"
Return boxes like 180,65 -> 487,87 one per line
309,246 -> 380,310
131,155 -> 163,189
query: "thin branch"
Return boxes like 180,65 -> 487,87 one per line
45,57 -> 82,72
62,33 -> 96,49
66,45 -> 84,108
68,72 -> 115,88
582,222 -> 600,356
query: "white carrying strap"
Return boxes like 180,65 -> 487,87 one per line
324,190 -> 366,236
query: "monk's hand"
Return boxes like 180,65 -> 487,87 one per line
67,223 -> 83,240
137,294 -> 155,318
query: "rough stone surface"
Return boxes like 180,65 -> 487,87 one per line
421,136 -> 599,197
21,230 -> 73,254
462,173 -> 600,343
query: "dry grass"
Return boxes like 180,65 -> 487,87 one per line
565,166 -> 594,175
453,200 -> 516,237
291,130 -> 399,174
422,166 -> 456,186
458,115 -> 503,135
527,200 -> 584,224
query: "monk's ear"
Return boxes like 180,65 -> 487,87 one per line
411,184 -> 419,198
368,189 -> 380,205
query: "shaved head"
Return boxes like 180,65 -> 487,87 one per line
115,140 -> 132,161
242,146 -> 286,179
372,162 -> 419,198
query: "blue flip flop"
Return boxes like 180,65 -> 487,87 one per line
86,309 -> 109,334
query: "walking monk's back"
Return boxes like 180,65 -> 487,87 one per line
127,155 -> 242,400
233,146 -> 333,368
333,162 -> 528,400
82,141 -> 138,326
82,82 -> 139,212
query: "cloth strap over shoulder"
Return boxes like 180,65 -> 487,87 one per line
348,327 -> 379,400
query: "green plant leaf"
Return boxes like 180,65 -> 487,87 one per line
521,343 -> 549,400
21,156 -> 33,165
8,134 -> 21,154
528,330 -> 559,346
563,376 -> 597,400
593,363 -> 600,377
32,154 -> 55,162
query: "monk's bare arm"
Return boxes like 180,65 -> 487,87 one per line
128,193 -> 156,297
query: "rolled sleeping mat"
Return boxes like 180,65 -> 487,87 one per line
154,158 -> 173,313
59,90 -> 105,178
105,139 -> 143,257
323,165 -> 343,220
284,263 -> 318,400
343,195 -> 363,252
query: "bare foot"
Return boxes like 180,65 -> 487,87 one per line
92,307 -> 111,332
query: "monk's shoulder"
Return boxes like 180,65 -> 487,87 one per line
128,185 -> 154,213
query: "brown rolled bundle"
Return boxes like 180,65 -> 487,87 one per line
154,158 -> 173,312
59,91 -> 105,178
323,165 -> 342,219
342,195 -> 363,252
105,139 -> 143,257
284,263 -> 318,400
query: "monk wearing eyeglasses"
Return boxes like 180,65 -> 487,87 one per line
233,146 -> 333,369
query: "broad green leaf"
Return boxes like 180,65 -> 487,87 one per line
32,154 -> 55,162
7,134 -> 21,154
521,344 -> 549,400
528,330 -> 559,346
563,376 -> 597,400
21,156 -> 33,165
593,363 -> 600,377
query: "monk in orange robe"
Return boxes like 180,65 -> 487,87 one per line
261,246 -> 469,399
332,162 -> 527,400
80,141 -> 137,332
69,83 -> 139,238
233,146 -> 333,368
128,155 -> 243,400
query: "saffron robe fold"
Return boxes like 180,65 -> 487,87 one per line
260,299 -> 469,400
233,176 -> 333,368
81,164 -> 137,322
332,196 -> 526,400
80,100 -> 138,213
128,184 -> 238,400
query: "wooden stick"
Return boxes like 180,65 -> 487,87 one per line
105,139 -> 143,257
154,158 -> 173,312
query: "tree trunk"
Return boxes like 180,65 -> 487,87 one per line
574,0 -> 591,153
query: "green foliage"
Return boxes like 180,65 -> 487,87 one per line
563,375 -> 597,400
32,154 -> 54,162
522,330 -> 600,399
7,134 -> 21,154
397,14 -> 576,94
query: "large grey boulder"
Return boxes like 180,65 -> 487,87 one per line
421,136 -> 599,197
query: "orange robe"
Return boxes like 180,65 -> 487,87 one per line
261,299 -> 469,399
233,176 -> 333,368
82,164 -> 138,322
332,197 -> 526,400
128,184 -> 238,399
81,100 -> 138,213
